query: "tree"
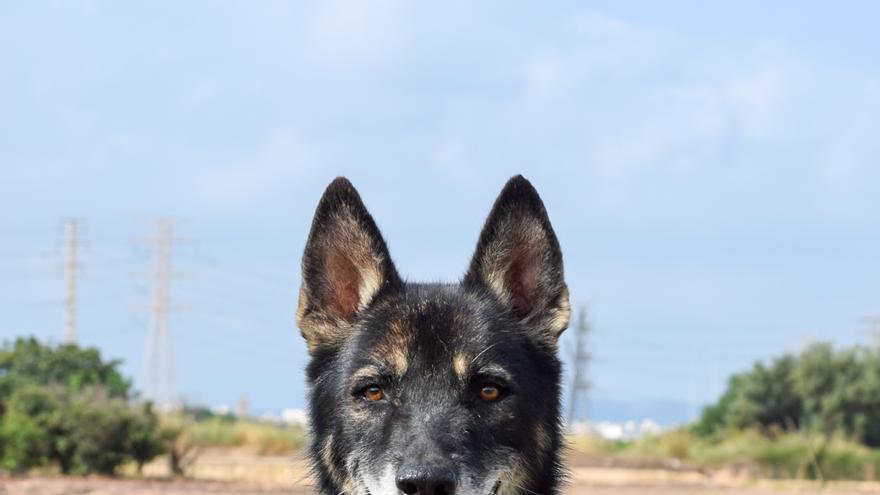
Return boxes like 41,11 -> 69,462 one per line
0,384 -> 55,472
693,374 -> 744,437
0,337 -> 130,399
725,355 -> 802,432
64,388 -> 134,475
696,342 -> 880,447
0,338 -> 164,474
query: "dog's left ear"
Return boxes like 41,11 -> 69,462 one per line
464,175 -> 571,343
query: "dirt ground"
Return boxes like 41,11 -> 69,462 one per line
3,453 -> 880,495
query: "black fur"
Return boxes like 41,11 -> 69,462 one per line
297,176 -> 570,495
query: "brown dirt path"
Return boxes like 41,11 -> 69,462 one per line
4,456 -> 880,495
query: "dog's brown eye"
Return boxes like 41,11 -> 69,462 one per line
479,385 -> 502,402
362,385 -> 385,401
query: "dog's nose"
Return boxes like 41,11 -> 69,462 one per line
395,464 -> 457,495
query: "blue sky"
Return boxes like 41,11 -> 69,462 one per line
1,1 -> 879,421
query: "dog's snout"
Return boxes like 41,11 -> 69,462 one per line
395,464 -> 456,495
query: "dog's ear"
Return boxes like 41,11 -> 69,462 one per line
297,177 -> 402,351
464,175 -> 570,343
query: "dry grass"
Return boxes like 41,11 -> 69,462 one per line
567,429 -> 880,481
164,416 -> 307,456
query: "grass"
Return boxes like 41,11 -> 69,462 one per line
164,415 -> 307,455
569,428 -> 880,481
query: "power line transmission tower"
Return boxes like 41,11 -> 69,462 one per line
63,219 -> 83,344
142,219 -> 184,411
567,304 -> 591,430
237,393 -> 250,419
863,315 -> 880,348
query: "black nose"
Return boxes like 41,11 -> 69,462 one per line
396,464 -> 457,495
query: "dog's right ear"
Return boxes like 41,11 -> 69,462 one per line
297,177 -> 402,352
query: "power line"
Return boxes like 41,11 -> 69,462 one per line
0,269 -> 58,279
77,326 -> 142,338
0,293 -> 123,312
176,255 -> 296,291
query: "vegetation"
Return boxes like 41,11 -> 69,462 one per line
0,337 -> 306,477
0,337 -> 164,475
166,413 -> 307,455
7,334 -> 877,482
572,428 -> 880,481
572,342 -> 880,481
695,343 -> 880,447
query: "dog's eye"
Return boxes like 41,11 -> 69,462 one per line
479,384 -> 502,402
362,385 -> 385,402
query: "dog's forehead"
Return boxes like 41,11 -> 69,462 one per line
357,284 -> 499,365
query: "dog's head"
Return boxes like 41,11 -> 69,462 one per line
297,176 -> 570,495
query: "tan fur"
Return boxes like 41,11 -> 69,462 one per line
453,353 -> 469,378
351,365 -> 382,382
547,286 -> 571,337
321,433 -> 341,486
387,346 -> 409,376
372,317 -> 411,375
534,423 -> 550,466
372,346 -> 409,377
297,289 -> 349,353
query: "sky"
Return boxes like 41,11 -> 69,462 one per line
1,1 -> 879,422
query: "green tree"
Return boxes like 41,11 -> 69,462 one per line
725,355 -> 802,432
0,385 -> 55,472
697,342 -> 880,447
0,337 -> 130,399
0,338 -> 164,474
693,374 -> 744,437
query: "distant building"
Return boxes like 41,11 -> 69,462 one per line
257,408 -> 309,426
281,408 -> 309,426
211,404 -> 231,416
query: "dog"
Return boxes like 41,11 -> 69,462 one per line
296,176 -> 571,495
